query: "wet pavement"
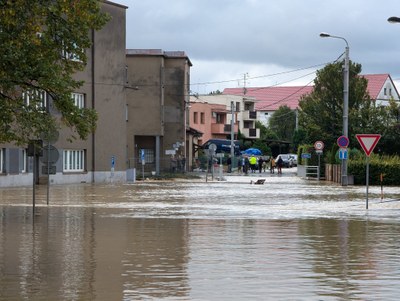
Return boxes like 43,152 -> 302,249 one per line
1,168 -> 400,300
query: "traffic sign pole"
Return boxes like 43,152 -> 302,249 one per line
366,156 -> 370,209
356,134 -> 381,209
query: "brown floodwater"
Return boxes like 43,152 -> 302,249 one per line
1,174 -> 400,300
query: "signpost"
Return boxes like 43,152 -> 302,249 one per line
337,135 -> 349,186
314,141 -> 324,180
339,148 -> 348,160
111,156 -> 115,181
356,134 -> 381,209
41,144 -> 59,205
207,144 -> 217,182
141,149 -> 145,181
337,135 -> 349,148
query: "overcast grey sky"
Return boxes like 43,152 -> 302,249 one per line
116,0 -> 400,94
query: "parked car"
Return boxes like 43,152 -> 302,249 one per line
276,154 -> 293,168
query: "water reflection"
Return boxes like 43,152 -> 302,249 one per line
1,178 -> 400,300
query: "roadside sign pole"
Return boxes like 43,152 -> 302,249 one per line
366,156 -> 370,209
141,149 -> 145,181
33,145 -> 36,215
47,143 -> 50,205
314,141 -> 324,181
356,134 -> 381,210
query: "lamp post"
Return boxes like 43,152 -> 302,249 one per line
388,16 -> 400,23
320,32 -> 349,186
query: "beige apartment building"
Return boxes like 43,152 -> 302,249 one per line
189,94 -> 260,146
0,1 -> 193,187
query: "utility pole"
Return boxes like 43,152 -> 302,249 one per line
230,101 -> 235,168
243,73 -> 249,95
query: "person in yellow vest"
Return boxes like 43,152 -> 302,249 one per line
249,155 -> 257,173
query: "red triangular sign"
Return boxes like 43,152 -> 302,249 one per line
356,134 -> 381,156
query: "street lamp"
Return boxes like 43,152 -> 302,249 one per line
388,16 -> 400,23
320,32 -> 349,186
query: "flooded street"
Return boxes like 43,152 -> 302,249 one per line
1,171 -> 400,300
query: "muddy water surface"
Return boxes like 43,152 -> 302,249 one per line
1,175 -> 400,300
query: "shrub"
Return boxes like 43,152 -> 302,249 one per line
348,154 -> 400,185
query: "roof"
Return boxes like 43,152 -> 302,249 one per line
223,74 -> 399,111
103,1 -> 128,9
361,74 -> 395,100
126,49 -> 192,66
223,86 -> 313,111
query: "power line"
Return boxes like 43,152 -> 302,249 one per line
191,61 -> 330,87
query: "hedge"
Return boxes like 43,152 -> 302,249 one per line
348,155 -> 400,186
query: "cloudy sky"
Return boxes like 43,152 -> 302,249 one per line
115,0 -> 400,94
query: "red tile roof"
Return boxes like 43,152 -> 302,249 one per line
223,74 -> 394,111
361,74 -> 390,100
223,86 -> 313,111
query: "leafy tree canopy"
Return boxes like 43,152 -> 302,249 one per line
268,105 -> 296,141
0,0 -> 110,145
298,60 -> 400,155
298,61 -> 371,149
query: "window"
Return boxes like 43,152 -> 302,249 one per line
23,90 -> 47,110
141,149 -> 154,164
236,102 -> 240,112
72,93 -> 84,109
63,150 -> 85,172
193,112 -> 198,124
200,112 -> 205,124
21,149 -> 27,173
384,88 -> 387,96
62,42 -> 82,62
216,113 -> 223,124
0,148 -> 5,173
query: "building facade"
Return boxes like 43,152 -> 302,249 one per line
125,49 -> 192,174
1,2 -> 128,187
189,94 -> 259,146
224,74 -> 399,127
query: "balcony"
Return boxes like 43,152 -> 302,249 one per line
211,123 -> 239,134
242,127 -> 260,139
243,110 -> 257,120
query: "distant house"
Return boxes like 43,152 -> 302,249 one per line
362,74 -> 400,106
189,94 -> 260,147
223,74 -> 399,126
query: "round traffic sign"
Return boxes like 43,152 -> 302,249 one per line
337,135 -> 349,148
208,143 -> 217,151
40,145 -> 60,164
314,141 -> 324,150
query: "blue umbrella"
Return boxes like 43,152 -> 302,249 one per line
242,148 -> 262,156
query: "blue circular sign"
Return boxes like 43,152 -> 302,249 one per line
337,136 -> 349,148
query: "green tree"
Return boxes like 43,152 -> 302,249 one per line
372,99 -> 400,155
0,0 -> 109,145
268,105 -> 296,141
298,61 -> 372,150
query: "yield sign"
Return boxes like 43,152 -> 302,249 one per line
356,134 -> 381,156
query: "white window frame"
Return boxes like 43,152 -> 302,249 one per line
21,149 -> 27,173
63,149 -> 85,172
0,148 -> 5,173
62,42 -> 82,62
23,90 -> 47,110
72,92 -> 84,109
